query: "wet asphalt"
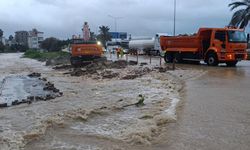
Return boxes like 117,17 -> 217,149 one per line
155,61 -> 250,150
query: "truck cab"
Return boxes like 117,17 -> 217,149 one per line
204,28 -> 248,66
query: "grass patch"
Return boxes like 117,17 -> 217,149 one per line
23,50 -> 70,61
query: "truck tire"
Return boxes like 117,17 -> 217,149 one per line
206,53 -> 218,66
164,52 -> 174,63
226,61 -> 238,67
175,53 -> 183,63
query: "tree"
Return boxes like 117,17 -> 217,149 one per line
0,42 -> 4,52
97,26 -> 111,48
9,35 -> 14,41
41,37 -> 61,52
229,0 -> 250,28
0,29 -> 3,38
90,32 -> 96,41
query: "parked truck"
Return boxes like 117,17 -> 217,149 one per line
160,27 -> 248,66
129,33 -> 168,55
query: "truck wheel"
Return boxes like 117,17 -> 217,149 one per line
226,61 -> 237,67
175,53 -> 183,63
206,53 -> 218,66
164,52 -> 173,63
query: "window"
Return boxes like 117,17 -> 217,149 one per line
228,31 -> 247,43
215,31 -> 226,41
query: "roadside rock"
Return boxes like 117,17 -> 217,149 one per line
53,64 -> 72,70
100,70 -> 119,79
128,60 -> 138,66
159,67 -> 167,73
70,68 -> 88,77
121,67 -> 153,80
110,60 -> 128,69
28,72 -> 41,78
140,62 -> 148,66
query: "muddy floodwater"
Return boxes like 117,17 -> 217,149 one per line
0,53 -> 250,150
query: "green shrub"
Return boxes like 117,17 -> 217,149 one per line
23,50 -> 70,61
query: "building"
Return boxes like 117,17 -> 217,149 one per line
28,29 -> 44,49
15,31 -> 29,46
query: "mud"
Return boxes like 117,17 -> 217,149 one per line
64,59 -> 156,80
24,73 -> 183,149
0,53 -> 206,150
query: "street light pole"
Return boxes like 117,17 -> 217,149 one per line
108,15 -> 124,42
173,0 -> 176,36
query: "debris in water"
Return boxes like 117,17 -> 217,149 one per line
0,74 -> 63,108
100,70 -> 119,79
123,94 -> 145,108
28,72 -> 41,78
136,94 -> 145,107
128,60 -> 138,66
140,62 -> 148,66
158,67 -> 167,73
121,67 -> 152,80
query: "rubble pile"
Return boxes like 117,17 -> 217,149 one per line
121,67 -> 152,80
69,60 -> 128,77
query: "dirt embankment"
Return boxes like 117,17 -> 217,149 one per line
54,59 -> 173,81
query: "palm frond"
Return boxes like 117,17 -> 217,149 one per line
229,2 -> 248,11
230,9 -> 245,27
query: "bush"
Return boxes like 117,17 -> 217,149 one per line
41,37 -> 61,52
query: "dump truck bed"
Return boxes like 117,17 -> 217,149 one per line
160,35 -> 201,52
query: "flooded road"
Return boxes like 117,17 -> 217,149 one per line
1,53 -> 250,150
154,62 -> 250,150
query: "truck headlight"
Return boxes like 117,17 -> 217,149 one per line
97,41 -> 102,46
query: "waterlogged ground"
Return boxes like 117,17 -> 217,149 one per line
2,53 -> 250,150
2,52 -> 250,150
0,53 -> 202,150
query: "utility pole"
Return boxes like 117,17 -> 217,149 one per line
173,0 -> 176,36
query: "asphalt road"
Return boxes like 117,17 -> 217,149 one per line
154,61 -> 250,150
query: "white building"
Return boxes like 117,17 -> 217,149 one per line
28,29 -> 44,49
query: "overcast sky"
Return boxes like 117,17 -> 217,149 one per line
0,0 -> 239,39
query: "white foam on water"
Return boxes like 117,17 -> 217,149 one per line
164,97 -> 180,120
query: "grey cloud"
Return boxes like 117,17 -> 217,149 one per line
0,0 -> 236,39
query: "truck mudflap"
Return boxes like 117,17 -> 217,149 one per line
70,56 -> 102,66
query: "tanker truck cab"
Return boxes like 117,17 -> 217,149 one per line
206,28 -> 248,66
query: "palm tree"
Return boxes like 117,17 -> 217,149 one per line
229,0 -> 250,29
97,26 -> 111,48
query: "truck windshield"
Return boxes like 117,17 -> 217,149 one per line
228,31 -> 247,43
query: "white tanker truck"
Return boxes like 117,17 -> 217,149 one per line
129,33 -> 169,55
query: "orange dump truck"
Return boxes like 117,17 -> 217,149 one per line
70,39 -> 103,66
160,27 -> 248,66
